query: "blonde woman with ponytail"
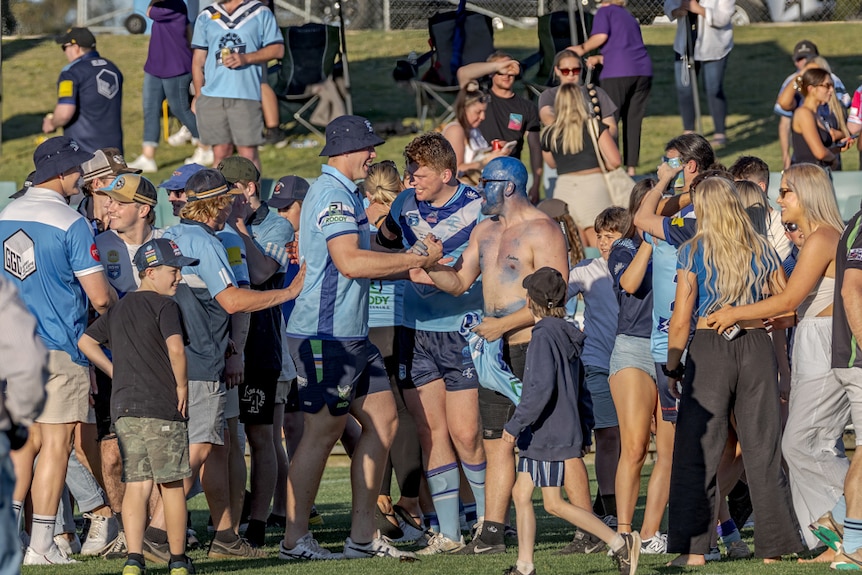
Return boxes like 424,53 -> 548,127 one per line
709,163 -> 848,557
664,176 -> 804,566
541,83 -> 621,248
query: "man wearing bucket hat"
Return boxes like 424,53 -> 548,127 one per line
152,169 -> 304,561
279,115 -> 441,561
0,136 -> 118,565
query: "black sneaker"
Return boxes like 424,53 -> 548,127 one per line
728,480 -> 753,530
503,567 -> 535,575
208,536 -> 267,559
454,536 -> 505,555
266,513 -> 286,529
142,536 -> 170,564
262,127 -> 288,148
612,532 -> 641,575
557,529 -> 607,555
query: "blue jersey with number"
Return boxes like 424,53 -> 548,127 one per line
191,0 -> 282,101
287,165 -> 370,340
388,184 -> 484,332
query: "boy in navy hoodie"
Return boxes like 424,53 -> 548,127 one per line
502,267 -> 641,575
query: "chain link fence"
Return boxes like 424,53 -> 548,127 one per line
272,0 -> 861,30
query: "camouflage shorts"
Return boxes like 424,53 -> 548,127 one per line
115,417 -> 192,484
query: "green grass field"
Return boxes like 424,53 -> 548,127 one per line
19,463 -> 839,574
2,22 -> 862,192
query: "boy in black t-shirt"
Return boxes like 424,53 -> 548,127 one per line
79,238 -> 199,575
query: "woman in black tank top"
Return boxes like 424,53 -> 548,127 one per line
791,68 -> 841,168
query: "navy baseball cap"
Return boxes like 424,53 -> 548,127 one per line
159,163 -> 206,191
31,136 -> 94,185
184,168 -> 242,202
134,238 -> 199,272
10,171 -> 36,199
319,115 -> 385,157
269,175 -> 309,209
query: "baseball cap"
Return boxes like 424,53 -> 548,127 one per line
218,156 -> 260,184
159,163 -> 205,191
55,27 -> 96,49
10,171 -> 36,199
184,168 -> 242,202
31,136 -> 95,185
82,148 -> 142,183
793,40 -> 819,61
522,266 -> 567,310
319,115 -> 385,157
134,238 -> 199,272
269,175 -> 309,209
97,174 -> 158,206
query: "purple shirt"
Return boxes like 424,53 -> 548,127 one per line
590,4 -> 652,79
144,0 -> 193,78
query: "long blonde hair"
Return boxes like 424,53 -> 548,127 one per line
782,163 -> 845,232
363,161 -> 403,206
543,83 -> 589,155
681,177 -> 783,311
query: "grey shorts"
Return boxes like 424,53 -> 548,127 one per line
196,95 -> 264,147
224,385 -> 240,420
834,367 -> 862,444
609,334 -> 657,380
115,417 -> 192,484
188,380 -> 226,445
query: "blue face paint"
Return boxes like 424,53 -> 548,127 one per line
479,179 -> 509,215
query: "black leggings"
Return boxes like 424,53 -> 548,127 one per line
668,329 -> 804,558
599,75 -> 652,169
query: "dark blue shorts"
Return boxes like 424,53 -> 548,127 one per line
287,338 -> 390,416
396,328 -> 479,392
654,362 -> 679,423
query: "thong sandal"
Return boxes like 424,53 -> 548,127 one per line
393,504 -> 424,532
376,502 -> 404,540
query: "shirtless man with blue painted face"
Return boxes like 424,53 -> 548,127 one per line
421,156 -> 568,554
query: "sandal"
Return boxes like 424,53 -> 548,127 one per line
393,504 -> 424,532
376,502 -> 404,540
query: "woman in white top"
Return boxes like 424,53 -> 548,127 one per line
442,81 -> 509,183
665,0 -> 734,147
708,162 -> 850,558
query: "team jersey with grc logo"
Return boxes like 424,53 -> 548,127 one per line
387,184 -> 484,332
645,204 -> 696,363
833,210 -> 862,369
0,188 -> 103,365
95,228 -> 164,297
287,165 -> 370,340
191,0 -> 282,101
57,51 -> 124,153
163,219 -> 238,381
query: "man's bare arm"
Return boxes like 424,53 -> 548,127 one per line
425,230 -> 482,296
78,271 -> 117,314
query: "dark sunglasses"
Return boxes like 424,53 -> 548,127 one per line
778,187 -> 795,199
478,178 -> 510,189
818,82 -> 835,89
784,222 -> 799,233
557,67 -> 581,76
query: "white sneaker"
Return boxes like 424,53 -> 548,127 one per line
23,545 -> 78,565
167,125 -> 194,146
80,512 -> 119,556
343,535 -> 417,559
184,146 -> 214,166
54,533 -> 81,556
415,532 -> 465,555
641,531 -> 667,554
278,532 -> 344,560
128,155 -> 158,173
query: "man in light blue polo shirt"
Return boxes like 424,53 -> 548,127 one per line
191,0 -> 283,169
280,116 -> 441,562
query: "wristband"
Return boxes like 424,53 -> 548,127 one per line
662,363 -> 685,379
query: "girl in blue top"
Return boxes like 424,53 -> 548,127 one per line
664,176 -> 804,566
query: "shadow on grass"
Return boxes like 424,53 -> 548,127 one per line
3,113 -> 49,142
1,36 -> 45,60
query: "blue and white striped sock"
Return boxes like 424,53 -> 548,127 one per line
427,463 -> 460,541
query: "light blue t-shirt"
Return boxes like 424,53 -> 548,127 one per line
0,188 -> 103,365
646,204 -> 696,363
287,164 -> 370,340
567,257 -> 618,370
366,199 -> 404,328
250,204 -> 294,272
216,224 -> 250,287
388,184 -> 484,332
191,0 -> 282,101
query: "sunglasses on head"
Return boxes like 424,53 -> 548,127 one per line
784,222 -> 799,233
557,67 -> 581,76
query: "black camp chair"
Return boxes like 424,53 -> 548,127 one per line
271,23 -> 343,138
401,10 -> 495,127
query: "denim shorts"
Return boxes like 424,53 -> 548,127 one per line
188,380 -> 226,445
609,334 -> 656,380
584,366 -> 618,429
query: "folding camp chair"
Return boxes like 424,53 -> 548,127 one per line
407,9 -> 495,127
271,23 -> 344,138
522,10 -> 593,98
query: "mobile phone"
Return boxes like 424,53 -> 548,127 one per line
707,302 -> 742,341
847,133 -> 861,141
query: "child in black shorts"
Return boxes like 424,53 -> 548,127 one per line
502,267 -> 641,575
79,238 -> 199,575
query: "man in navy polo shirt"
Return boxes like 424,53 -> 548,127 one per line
43,28 -> 124,154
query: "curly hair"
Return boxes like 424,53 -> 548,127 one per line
404,132 -> 457,174
179,195 -> 234,223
